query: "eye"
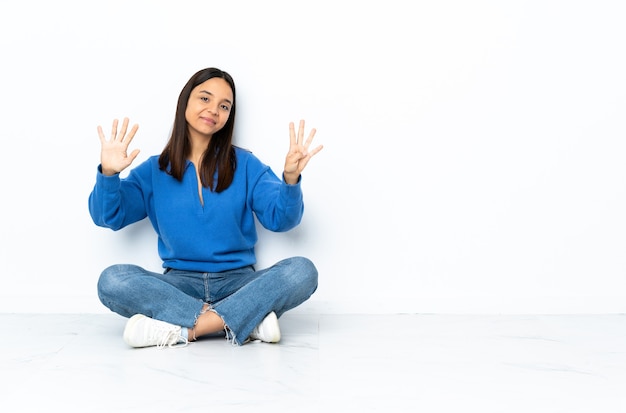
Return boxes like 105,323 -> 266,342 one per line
220,104 -> 231,111
200,96 -> 209,102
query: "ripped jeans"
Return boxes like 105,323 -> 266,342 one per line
97,256 -> 318,345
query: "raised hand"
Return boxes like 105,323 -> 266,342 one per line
98,118 -> 140,176
283,120 -> 323,184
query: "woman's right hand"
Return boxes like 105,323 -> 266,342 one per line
98,117 -> 140,176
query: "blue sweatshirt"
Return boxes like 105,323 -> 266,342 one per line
88,147 -> 304,273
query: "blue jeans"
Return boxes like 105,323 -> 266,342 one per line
97,256 -> 318,345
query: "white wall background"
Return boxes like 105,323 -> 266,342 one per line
1,0 -> 625,314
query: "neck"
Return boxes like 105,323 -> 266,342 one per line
188,134 -> 210,165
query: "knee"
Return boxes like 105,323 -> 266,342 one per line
290,256 -> 318,293
97,264 -> 138,298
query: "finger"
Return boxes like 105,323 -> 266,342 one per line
289,121 -> 296,147
110,119 -> 119,141
125,123 -> 139,145
309,144 -> 323,157
97,125 -> 106,143
119,118 -> 129,142
295,145 -> 323,172
127,148 -> 141,163
297,120 -> 305,145
304,128 -> 317,148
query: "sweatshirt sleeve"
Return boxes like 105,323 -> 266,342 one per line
250,166 -> 304,232
88,164 -> 148,230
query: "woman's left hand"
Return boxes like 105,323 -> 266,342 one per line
283,120 -> 323,184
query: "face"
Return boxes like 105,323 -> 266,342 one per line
185,77 -> 233,140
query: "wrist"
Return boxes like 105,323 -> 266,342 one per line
100,165 -> 118,176
283,172 -> 300,185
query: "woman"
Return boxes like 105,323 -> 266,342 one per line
89,67 -> 323,348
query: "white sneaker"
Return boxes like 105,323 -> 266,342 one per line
249,311 -> 281,343
123,314 -> 188,348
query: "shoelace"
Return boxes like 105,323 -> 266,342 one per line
154,328 -> 189,349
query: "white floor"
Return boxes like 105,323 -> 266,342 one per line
2,313 -> 626,412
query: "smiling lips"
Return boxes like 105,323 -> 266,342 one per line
200,116 -> 216,126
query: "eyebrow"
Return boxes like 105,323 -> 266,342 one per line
199,90 -> 233,106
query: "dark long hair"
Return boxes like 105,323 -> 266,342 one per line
158,67 -> 237,192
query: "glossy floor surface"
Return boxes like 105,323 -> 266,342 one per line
2,313 -> 626,412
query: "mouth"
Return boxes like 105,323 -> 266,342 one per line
200,117 -> 216,126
